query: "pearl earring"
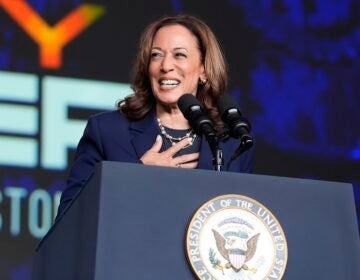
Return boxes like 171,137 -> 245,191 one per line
199,78 -> 207,85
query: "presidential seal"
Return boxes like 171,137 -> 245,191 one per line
186,194 -> 288,280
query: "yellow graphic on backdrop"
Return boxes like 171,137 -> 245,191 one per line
0,0 -> 105,69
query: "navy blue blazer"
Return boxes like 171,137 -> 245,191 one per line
57,110 -> 254,217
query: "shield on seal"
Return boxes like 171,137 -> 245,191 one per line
228,248 -> 246,270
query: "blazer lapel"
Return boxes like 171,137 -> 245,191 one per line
129,111 -> 159,158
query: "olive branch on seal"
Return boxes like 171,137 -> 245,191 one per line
209,248 -> 225,275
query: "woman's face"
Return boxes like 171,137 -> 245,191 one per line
148,24 -> 205,107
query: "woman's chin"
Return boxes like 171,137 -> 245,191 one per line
156,99 -> 181,109
156,96 -> 180,105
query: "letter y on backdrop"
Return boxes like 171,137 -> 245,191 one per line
0,0 -> 105,69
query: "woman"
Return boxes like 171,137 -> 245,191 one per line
56,15 -> 254,219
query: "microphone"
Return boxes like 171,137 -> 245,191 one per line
218,95 -> 253,155
178,94 -> 216,139
178,94 -> 223,171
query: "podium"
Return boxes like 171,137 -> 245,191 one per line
32,161 -> 360,279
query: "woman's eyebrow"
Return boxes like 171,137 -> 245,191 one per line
173,47 -> 188,52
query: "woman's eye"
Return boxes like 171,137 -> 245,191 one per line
175,52 -> 187,58
151,52 -> 162,58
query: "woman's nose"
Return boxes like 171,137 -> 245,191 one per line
160,55 -> 174,72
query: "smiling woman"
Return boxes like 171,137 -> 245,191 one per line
56,14 -> 255,219
121,15 -> 228,129
149,25 -> 205,109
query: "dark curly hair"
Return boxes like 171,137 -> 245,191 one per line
119,14 -> 228,131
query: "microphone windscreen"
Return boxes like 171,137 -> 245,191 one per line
218,95 -> 242,117
177,94 -> 201,115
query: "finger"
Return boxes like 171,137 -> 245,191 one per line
173,153 -> 200,165
165,137 -> 193,156
177,161 -> 198,169
148,135 -> 163,152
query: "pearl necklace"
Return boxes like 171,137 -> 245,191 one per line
157,118 -> 197,146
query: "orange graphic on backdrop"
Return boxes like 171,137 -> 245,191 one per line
0,0 -> 105,69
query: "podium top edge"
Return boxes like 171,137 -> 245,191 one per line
98,161 -> 353,187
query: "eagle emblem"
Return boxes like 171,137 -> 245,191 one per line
212,229 -> 260,272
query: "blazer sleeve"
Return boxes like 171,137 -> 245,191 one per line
238,144 -> 255,173
224,137 -> 255,173
56,116 -> 105,220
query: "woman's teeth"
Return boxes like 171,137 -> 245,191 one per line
159,80 -> 180,86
